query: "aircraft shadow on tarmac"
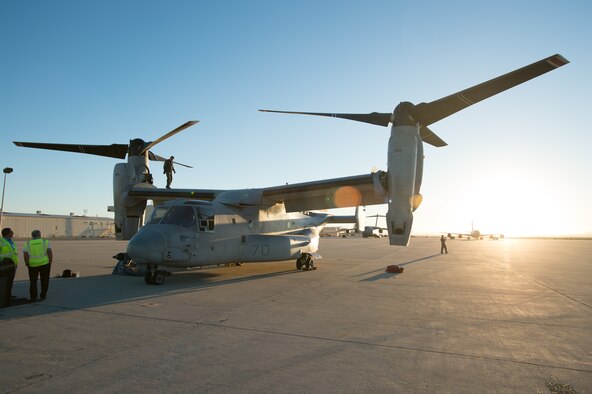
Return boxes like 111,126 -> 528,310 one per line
360,253 -> 441,282
1,266 -> 300,320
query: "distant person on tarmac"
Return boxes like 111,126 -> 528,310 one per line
23,230 -> 53,302
440,235 -> 448,254
163,156 -> 176,189
0,227 -> 19,302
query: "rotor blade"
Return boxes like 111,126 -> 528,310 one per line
419,125 -> 447,147
148,151 -> 193,168
13,141 -> 129,159
172,160 -> 193,169
141,120 -> 199,154
259,109 -> 392,127
409,54 -> 569,126
260,109 -> 446,146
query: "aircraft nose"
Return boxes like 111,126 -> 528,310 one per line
127,228 -> 166,264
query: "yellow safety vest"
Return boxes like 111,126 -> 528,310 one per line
0,238 -> 18,265
25,239 -> 50,267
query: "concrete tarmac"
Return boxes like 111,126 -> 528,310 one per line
1,237 -> 590,393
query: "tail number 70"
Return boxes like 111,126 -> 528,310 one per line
251,243 -> 270,257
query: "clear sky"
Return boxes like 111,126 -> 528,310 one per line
1,0 -> 590,237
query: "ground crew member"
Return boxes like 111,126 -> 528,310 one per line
440,235 -> 448,254
163,156 -> 175,189
23,230 -> 53,302
0,227 -> 18,302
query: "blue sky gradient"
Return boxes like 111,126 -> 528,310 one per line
1,1 -> 590,236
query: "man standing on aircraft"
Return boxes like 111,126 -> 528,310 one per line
440,235 -> 448,254
163,156 -> 175,189
0,228 -> 18,302
23,230 -> 53,302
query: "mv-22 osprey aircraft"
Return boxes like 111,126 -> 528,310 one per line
14,54 -> 568,284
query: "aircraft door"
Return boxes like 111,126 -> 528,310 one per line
195,206 -> 217,263
159,205 -> 198,263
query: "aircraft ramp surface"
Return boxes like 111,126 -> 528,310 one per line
1,237 -> 590,392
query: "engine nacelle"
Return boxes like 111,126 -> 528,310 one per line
113,158 -> 152,240
385,124 -> 424,246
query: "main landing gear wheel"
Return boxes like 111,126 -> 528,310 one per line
296,253 -> 316,271
145,265 -> 167,285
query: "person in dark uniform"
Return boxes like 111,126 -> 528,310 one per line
163,156 -> 176,189
440,235 -> 448,254
0,228 -> 18,303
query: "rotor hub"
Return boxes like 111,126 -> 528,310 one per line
128,138 -> 147,157
393,101 -> 417,126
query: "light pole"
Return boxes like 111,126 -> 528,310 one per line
0,167 -> 14,230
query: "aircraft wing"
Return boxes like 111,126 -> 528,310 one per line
128,187 -> 225,201
128,172 -> 386,212
262,172 -> 386,212
328,215 -> 358,224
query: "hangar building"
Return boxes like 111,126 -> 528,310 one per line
1,212 -> 114,239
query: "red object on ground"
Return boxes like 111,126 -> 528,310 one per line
385,265 -> 404,273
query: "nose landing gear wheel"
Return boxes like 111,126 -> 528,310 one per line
154,271 -> 165,285
145,265 -> 167,285
296,253 -> 316,271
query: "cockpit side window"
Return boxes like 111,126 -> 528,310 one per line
146,206 -> 169,225
160,206 -> 197,229
197,208 -> 215,232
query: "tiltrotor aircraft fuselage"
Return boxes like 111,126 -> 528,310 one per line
14,54 -> 568,284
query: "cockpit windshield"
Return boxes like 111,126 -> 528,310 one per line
146,206 -> 169,225
161,206 -> 197,228
146,203 -> 214,232
146,205 -> 197,229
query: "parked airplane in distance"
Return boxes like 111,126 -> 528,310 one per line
447,223 -> 504,240
363,214 -> 388,238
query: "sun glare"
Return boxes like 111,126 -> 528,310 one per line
454,168 -> 569,237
